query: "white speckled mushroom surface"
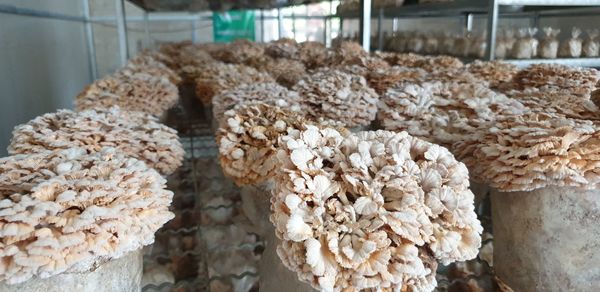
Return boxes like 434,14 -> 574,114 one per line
75,73 -> 179,118
8,107 -> 184,176
0,148 -> 174,284
271,127 -> 482,291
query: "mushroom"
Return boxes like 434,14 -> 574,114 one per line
8,107 -> 184,176
194,63 -> 274,105
292,68 -> 379,129
211,82 -> 302,127
466,60 -> 518,90
249,57 -> 308,88
216,103 -> 332,186
504,64 -> 600,98
271,128 -> 482,291
458,111 -> 600,291
0,147 -> 174,284
297,41 -> 329,70
117,54 -> 182,85
75,73 -> 179,118
377,81 -> 526,150
265,38 -> 299,59
212,39 -> 265,64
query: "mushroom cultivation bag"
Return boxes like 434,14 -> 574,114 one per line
539,27 -> 560,59
583,29 -> 600,57
559,27 -> 583,58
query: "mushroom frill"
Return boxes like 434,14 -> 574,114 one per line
271,128 -> 482,292
0,148 -> 174,284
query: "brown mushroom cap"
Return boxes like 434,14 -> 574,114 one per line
466,60 -> 518,89
117,55 -> 182,85
75,73 -> 179,118
0,148 -> 174,284
504,64 -> 600,97
194,63 -> 274,105
216,103 -> 329,186
9,107 -> 184,176
271,128 -> 482,291
211,82 -> 302,127
292,68 -> 379,128
455,112 -> 600,192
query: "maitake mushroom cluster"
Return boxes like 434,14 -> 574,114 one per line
466,60 -> 518,89
211,83 -> 302,126
117,54 -> 182,85
377,82 -> 526,149
293,68 -> 379,128
0,147 -> 174,284
194,63 -> 274,105
216,103 -> 312,186
504,64 -> 600,97
75,73 -> 179,118
8,107 -> 184,176
271,128 -> 482,291
454,112 -> 600,192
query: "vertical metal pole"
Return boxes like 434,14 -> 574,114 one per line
143,12 -> 151,48
392,17 -> 398,33
359,0 -> 372,51
377,7 -> 383,51
115,0 -> 129,65
260,10 -> 265,42
340,17 -> 344,39
323,17 -> 328,45
277,8 -> 284,39
531,12 -> 540,28
82,0 -> 97,81
191,17 -> 197,43
485,0 -> 498,60
465,13 -> 473,32
292,10 -> 296,40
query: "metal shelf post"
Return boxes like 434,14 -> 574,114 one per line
485,0 -> 499,60
359,0 -> 372,51
115,0 -> 129,65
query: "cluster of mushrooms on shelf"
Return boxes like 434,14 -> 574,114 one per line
2,34 -> 600,292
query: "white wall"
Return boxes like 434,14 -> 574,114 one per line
0,0 -> 92,156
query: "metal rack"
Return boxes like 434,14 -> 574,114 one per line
339,0 -> 600,67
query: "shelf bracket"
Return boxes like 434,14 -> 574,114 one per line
115,0 -> 129,66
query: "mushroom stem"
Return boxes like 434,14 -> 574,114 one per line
0,249 -> 142,291
491,187 -> 600,291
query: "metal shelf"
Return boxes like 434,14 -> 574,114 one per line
503,58 -> 600,68
127,0 -> 331,12
497,0 -> 600,5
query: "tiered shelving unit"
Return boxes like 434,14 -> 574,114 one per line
338,0 -> 600,67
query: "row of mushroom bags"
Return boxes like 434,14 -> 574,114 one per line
1,36 -> 599,291
157,38 -> 600,291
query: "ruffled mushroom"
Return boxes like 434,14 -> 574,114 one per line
505,64 -> 600,97
117,55 -> 182,85
265,38 -> 299,59
292,68 -> 379,128
217,103 -> 325,186
377,81 -> 526,149
271,128 -> 482,291
250,57 -> 308,88
297,41 -> 329,70
212,39 -> 265,64
0,147 -> 174,284
466,60 -> 518,89
194,63 -> 274,105
366,66 -> 428,95
75,73 -> 179,118
211,82 -> 302,126
9,107 -> 184,176
455,112 -> 600,191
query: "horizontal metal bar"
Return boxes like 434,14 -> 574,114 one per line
90,13 -> 329,23
0,4 -> 86,22
503,57 -> 600,68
